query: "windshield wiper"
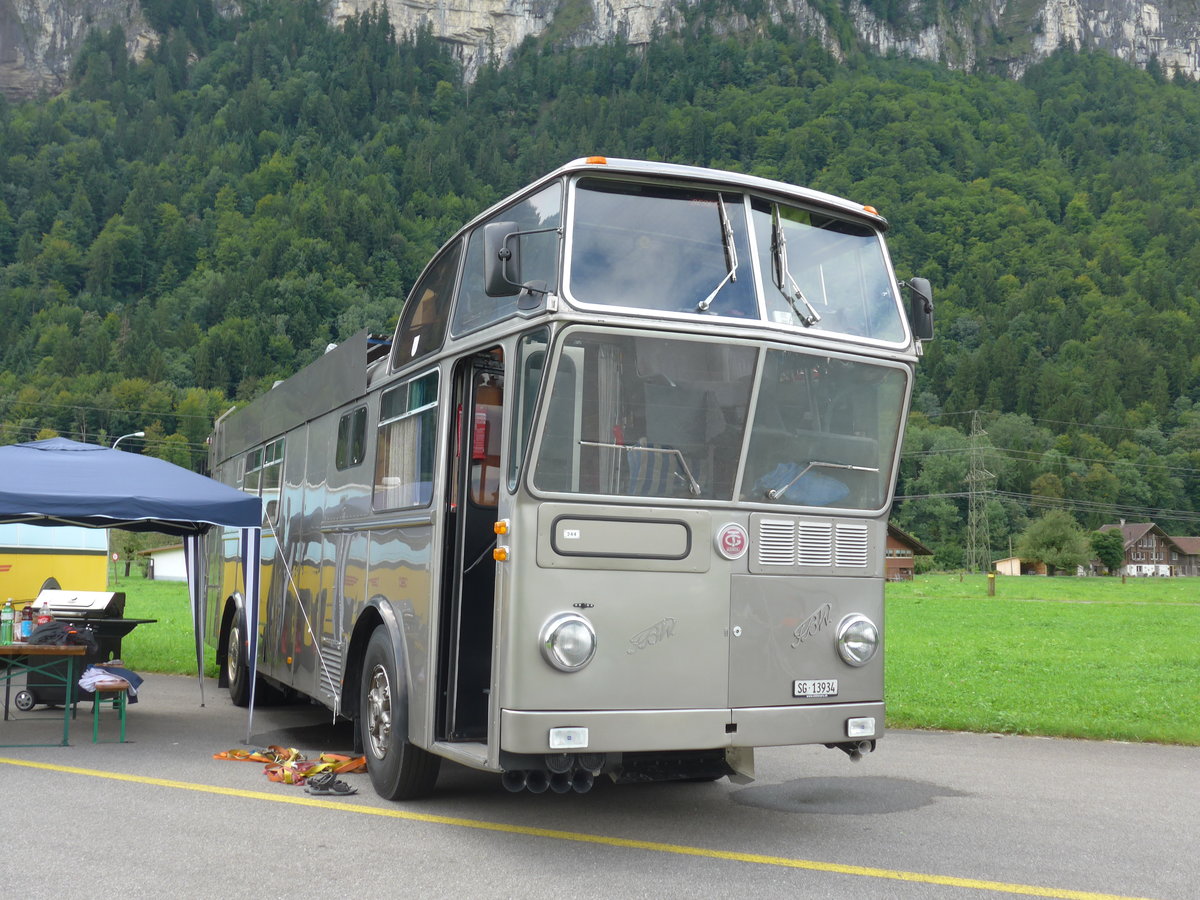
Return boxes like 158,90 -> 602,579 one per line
697,195 -> 739,312
771,204 -> 821,327
765,460 -> 879,501
580,440 -> 702,496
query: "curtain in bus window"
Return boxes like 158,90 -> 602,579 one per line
374,373 -> 438,509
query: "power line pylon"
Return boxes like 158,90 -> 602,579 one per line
965,410 -> 995,573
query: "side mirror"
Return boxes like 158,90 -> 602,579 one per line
907,277 -> 934,341
484,221 -> 521,297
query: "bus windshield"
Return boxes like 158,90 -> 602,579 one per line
567,178 -> 906,343
531,330 -> 907,510
752,197 -> 905,342
568,178 -> 758,317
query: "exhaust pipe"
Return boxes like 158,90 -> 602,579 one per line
570,769 -> 595,794
501,770 -> 528,793
833,740 -> 876,762
577,753 -> 605,774
549,772 -> 572,794
544,753 -> 572,774
525,769 -> 550,794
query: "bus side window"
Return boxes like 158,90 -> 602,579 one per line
374,371 -> 439,509
451,183 -> 562,338
470,372 -> 504,508
391,242 -> 463,372
507,329 -> 549,492
335,406 -> 367,470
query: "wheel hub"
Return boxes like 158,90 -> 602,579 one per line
366,665 -> 392,759
226,623 -> 242,683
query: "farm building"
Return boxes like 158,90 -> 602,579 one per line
137,543 -> 187,581
1098,522 -> 1200,577
885,524 -> 934,581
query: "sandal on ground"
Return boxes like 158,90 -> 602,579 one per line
304,772 -> 357,796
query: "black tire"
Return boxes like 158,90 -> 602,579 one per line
14,690 -> 35,712
225,611 -> 290,708
360,626 -> 440,800
226,615 -> 252,707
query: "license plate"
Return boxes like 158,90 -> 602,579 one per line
793,679 -> 838,698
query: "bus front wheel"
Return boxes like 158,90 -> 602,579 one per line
360,626 -> 440,800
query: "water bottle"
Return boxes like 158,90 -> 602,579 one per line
0,599 -> 13,645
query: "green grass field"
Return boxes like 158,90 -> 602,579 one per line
886,574 -> 1199,744
113,576 -> 219,678
112,572 -> 1199,745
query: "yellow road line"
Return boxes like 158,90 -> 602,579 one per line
1,757 -> 1157,900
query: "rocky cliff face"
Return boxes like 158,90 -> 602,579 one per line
0,0 -> 154,100
330,0 -> 1200,81
3,0 -> 1200,100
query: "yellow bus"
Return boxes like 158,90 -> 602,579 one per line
0,523 -> 108,604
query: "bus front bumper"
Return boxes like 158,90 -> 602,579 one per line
500,702 -> 884,754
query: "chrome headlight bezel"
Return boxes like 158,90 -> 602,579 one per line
539,612 -> 597,672
836,614 -> 879,667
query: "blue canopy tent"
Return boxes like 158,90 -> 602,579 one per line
0,438 -> 263,740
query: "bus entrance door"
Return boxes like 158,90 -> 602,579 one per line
438,350 -> 505,741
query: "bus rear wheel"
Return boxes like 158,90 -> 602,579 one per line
360,626 -> 440,800
225,613 -> 285,707
226,616 -> 252,707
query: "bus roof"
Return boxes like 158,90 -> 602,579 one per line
543,157 -> 889,229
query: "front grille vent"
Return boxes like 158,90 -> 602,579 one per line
752,515 -> 875,574
797,522 -> 833,566
757,518 -> 796,566
835,523 -> 869,567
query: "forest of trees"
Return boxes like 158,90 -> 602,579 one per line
1,0 -> 1198,567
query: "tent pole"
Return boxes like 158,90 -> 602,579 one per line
242,527 -> 261,744
185,534 -> 206,707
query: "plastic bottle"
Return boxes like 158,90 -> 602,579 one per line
0,599 -> 13,645
18,602 -> 33,641
35,598 -> 53,628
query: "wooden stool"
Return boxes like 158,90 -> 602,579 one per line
91,678 -> 130,743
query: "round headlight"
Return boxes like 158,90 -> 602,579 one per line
539,613 -> 597,672
836,614 -> 879,667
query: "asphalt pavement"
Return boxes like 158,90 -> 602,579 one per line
1,673 -> 1195,900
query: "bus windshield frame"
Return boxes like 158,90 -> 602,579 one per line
528,327 -> 910,513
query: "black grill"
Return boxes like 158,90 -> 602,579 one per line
19,589 -> 154,707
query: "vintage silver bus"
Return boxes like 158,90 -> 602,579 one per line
205,156 -> 933,799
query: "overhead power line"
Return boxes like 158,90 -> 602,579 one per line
895,490 -> 1200,525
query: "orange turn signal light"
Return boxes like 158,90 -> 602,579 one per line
585,156 -> 608,165
494,519 -> 510,535
493,546 -> 510,562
